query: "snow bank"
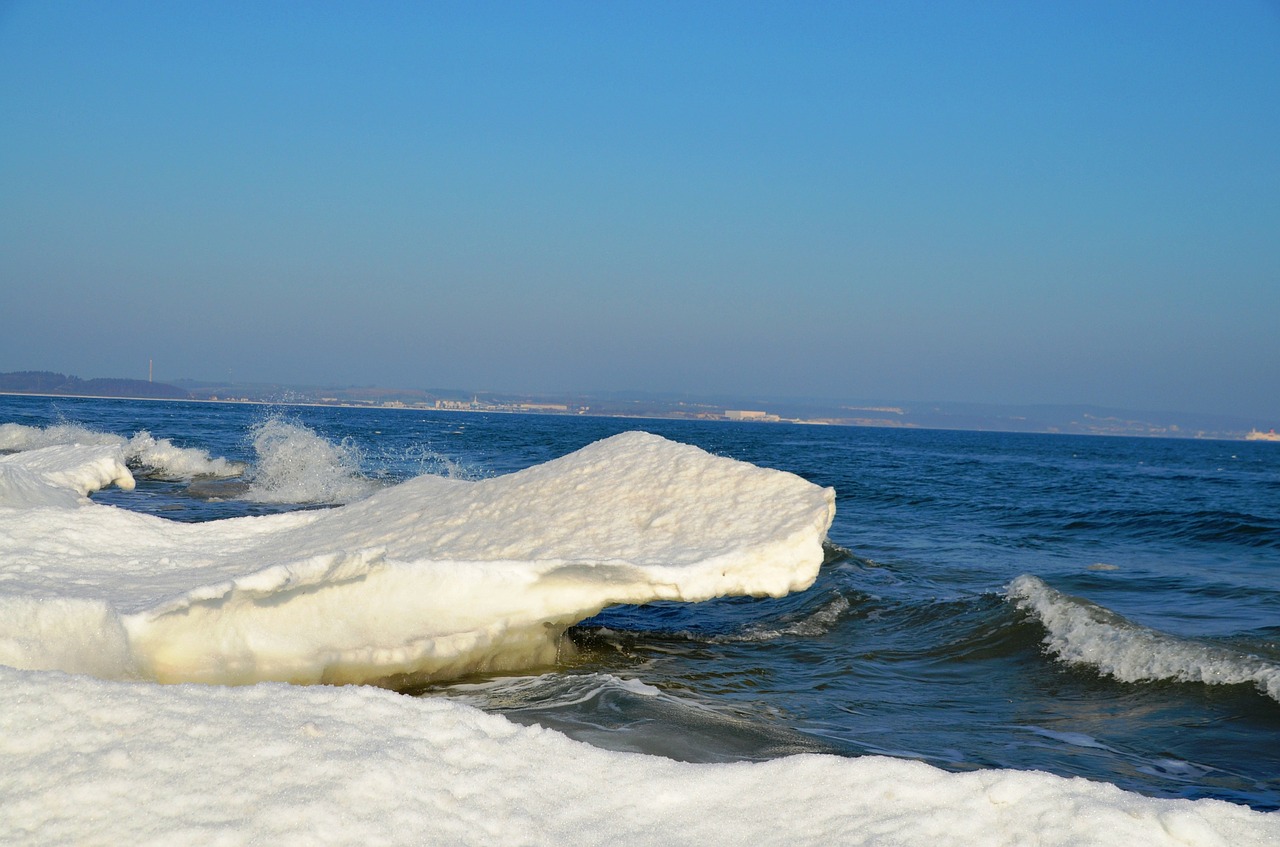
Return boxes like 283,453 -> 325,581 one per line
1,665 -> 1274,847
0,432 -> 835,686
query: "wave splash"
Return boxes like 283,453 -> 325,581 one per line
242,416 -> 381,504
1008,574 -> 1280,704
0,431 -> 836,687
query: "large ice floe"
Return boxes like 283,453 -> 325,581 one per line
0,431 -> 835,685
2,431 -> 1277,846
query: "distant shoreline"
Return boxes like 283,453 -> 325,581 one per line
1,388 -> 1273,443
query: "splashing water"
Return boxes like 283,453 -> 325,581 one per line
243,416 -> 382,504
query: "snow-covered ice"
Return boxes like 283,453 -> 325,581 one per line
3,665 -> 1275,846
0,432 -> 834,685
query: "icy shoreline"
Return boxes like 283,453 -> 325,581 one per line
2,427 -> 1277,843
3,665 -> 1275,846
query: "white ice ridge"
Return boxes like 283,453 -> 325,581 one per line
0,432 -> 836,686
2,666 -> 1275,847
0,442 -> 135,507
1009,574 -> 1280,704
0,421 -> 244,479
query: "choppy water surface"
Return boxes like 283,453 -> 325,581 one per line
3,395 -> 1277,809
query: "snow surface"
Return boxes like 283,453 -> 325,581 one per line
2,665 -> 1276,847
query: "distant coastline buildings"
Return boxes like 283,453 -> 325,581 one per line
724,410 -> 781,422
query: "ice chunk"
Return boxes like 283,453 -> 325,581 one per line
0,421 -> 243,479
0,432 -> 835,686
0,443 -> 135,507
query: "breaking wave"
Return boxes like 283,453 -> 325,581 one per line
1008,574 -> 1280,704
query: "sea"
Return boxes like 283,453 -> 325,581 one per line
2,393 -> 1277,811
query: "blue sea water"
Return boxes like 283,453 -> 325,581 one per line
2,394 -> 1277,810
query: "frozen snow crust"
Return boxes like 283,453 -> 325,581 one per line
0,431 -> 836,685
3,665 -> 1276,847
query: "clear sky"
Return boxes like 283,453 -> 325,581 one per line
2,1 -> 1277,420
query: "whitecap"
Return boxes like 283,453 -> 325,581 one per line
126,430 -> 245,479
1008,574 -> 1280,704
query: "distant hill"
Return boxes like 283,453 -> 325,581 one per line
0,371 -> 191,400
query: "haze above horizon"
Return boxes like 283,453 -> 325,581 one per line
2,2 -> 1277,421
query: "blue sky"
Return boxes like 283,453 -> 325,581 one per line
2,1 -> 1277,420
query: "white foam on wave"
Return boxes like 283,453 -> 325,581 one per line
242,416 -> 381,504
2,663 -> 1275,846
127,430 -> 245,479
0,421 -> 244,479
1008,574 -> 1280,704
0,431 -> 835,686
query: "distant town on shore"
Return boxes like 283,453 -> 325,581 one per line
0,369 -> 1275,442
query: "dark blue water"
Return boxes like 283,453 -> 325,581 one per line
3,394 -> 1278,809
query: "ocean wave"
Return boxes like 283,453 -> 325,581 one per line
714,593 -> 851,643
1058,507 -> 1280,549
1008,574 -> 1280,704
126,430 -> 245,479
577,582 -> 865,647
430,671 -> 830,762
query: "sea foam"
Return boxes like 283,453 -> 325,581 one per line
0,431 -> 835,686
1009,574 -> 1280,703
